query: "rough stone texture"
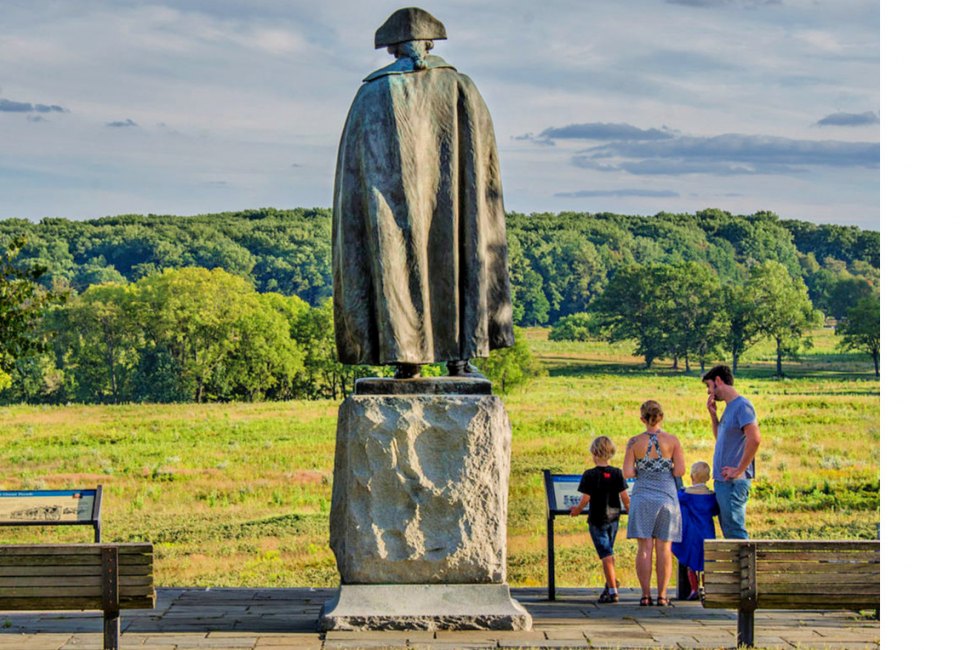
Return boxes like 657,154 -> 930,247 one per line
319,584 -> 532,632
330,395 -> 509,584
354,376 -> 491,395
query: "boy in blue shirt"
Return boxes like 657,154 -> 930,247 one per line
672,461 -> 720,599
570,436 -> 630,603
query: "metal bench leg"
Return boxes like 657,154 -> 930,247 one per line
547,515 -> 556,601
737,607 -> 755,648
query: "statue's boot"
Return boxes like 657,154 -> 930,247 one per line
446,360 -> 482,377
394,363 -> 421,379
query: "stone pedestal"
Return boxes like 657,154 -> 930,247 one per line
320,383 -> 532,631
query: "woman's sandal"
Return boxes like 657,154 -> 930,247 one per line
656,597 -> 673,607
639,595 -> 653,607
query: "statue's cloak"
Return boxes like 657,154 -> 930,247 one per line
332,55 -> 514,365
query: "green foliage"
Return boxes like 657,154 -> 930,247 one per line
748,261 -> 824,376
1,208 -> 332,303
721,283 -> 764,373
827,275 -> 875,321
48,283 -> 142,403
548,312 -> 605,342
73,257 -> 126,293
287,297 -> 384,399
837,293 -> 880,377
593,261 -> 726,371
0,236 -> 62,390
3,267 -> 368,404
592,259 -> 826,377
784,219 -> 879,267
475,328 -> 544,394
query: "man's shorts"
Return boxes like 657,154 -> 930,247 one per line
588,520 -> 619,559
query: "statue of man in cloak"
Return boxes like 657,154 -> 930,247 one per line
332,7 -> 514,379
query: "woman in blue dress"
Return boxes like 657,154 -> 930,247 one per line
623,400 -> 686,606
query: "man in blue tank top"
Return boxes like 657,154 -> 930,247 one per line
702,365 -> 761,539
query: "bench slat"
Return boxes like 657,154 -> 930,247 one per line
707,574 -> 879,588
0,575 -> 154,588
704,549 -> 738,559
0,544 -> 152,556
708,564 -> 879,577
0,564 -> 153,577
703,556 -> 739,567
756,561 -> 879,574
1,585 -> 154,598
0,554 -> 152,567
702,599 -> 741,609
704,598 -> 880,609
707,540 -> 878,551
705,549 -> 879,563
757,595 -> 880,608
757,551 -> 879,562
0,596 -> 155,610
757,582 -> 880,594
758,572 -> 879,585
702,582 -> 741,594
704,573 -> 740,585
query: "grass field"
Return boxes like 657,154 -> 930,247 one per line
0,326 -> 879,590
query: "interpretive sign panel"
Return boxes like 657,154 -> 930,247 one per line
0,486 -> 103,541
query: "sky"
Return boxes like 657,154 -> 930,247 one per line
0,0 -> 880,229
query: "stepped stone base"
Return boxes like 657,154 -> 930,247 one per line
319,584 -> 533,631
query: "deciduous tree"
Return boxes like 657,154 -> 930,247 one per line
837,293 -> 880,377
1,237 -> 60,390
749,261 -> 824,377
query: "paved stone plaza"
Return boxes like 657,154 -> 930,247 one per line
0,587 -> 879,649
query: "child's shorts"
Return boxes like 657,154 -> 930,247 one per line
588,521 -> 619,559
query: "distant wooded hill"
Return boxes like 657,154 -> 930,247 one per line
0,207 -> 878,323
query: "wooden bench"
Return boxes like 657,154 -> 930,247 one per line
702,539 -> 879,648
0,543 -> 156,650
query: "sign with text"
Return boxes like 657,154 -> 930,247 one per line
0,489 -> 98,523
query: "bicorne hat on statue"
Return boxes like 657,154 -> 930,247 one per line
374,7 -> 447,48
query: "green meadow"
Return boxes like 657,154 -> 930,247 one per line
0,327 -> 879,590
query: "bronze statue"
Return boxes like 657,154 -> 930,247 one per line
332,7 -> 513,379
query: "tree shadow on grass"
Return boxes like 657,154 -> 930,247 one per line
545,360 -> 646,377
545,359 -> 879,394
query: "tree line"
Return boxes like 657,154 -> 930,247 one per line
1,207 -> 878,325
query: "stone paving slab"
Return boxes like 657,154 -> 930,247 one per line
0,587 -> 880,649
